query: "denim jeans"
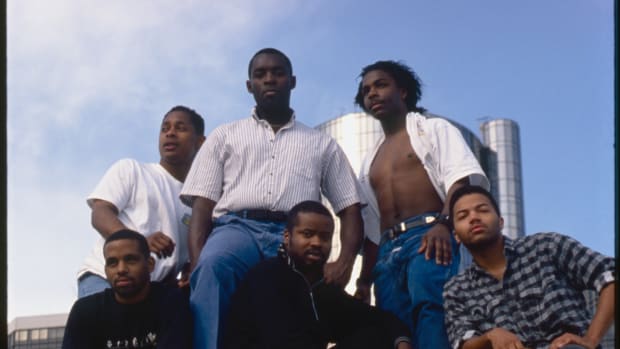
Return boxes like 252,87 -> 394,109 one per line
190,214 -> 285,349
77,272 -> 110,298
373,214 -> 459,349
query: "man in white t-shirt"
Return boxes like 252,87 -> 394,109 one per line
77,105 -> 205,298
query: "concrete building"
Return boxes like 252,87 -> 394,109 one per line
7,313 -> 67,349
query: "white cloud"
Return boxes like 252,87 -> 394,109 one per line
6,0 -> 308,320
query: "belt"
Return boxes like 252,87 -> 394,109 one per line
230,209 -> 288,222
381,213 -> 439,241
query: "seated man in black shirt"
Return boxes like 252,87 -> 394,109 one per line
224,200 -> 412,349
63,229 -> 192,349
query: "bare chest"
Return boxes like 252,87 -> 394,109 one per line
369,136 -> 423,185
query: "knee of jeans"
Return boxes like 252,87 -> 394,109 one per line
198,249 -> 237,275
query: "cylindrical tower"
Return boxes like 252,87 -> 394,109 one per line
480,119 -> 525,238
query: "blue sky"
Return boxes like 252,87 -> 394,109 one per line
6,0 -> 614,321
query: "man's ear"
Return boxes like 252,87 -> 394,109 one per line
283,230 -> 290,247
195,135 -> 206,150
147,256 -> 155,273
246,80 -> 253,94
499,217 -> 504,231
290,75 -> 296,90
400,88 -> 407,102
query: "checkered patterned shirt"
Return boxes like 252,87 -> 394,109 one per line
180,108 -> 360,217
443,233 -> 615,349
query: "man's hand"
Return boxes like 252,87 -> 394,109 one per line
353,282 -> 371,304
396,341 -> 413,349
549,333 -> 596,349
323,256 -> 354,288
147,232 -> 175,258
485,328 -> 527,349
177,262 -> 191,289
417,223 -> 452,265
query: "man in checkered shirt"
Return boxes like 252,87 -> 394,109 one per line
443,185 -> 615,349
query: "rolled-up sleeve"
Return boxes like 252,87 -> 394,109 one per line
321,139 -> 360,213
180,127 -> 225,207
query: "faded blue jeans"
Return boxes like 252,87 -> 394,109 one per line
77,272 -> 110,298
373,213 -> 459,349
190,214 -> 285,349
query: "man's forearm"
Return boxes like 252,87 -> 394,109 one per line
336,203 -> 363,261
584,282 -> 615,346
358,238 -> 377,284
91,200 -> 126,238
443,178 -> 469,216
188,197 -> 216,270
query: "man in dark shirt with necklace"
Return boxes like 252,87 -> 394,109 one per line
225,201 -> 411,349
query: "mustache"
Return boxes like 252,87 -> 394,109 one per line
304,248 -> 326,259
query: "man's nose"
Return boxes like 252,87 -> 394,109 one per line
264,71 -> 276,84
469,212 -> 481,224
309,236 -> 322,247
164,127 -> 177,137
117,261 -> 129,273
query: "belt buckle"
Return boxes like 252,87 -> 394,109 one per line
424,215 -> 436,224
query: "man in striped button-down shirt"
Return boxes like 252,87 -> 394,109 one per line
180,48 -> 363,349
444,185 -> 615,349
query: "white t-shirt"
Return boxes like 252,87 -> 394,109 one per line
79,159 -> 191,281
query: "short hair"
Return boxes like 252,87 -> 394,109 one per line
286,201 -> 333,232
164,105 -> 205,136
448,185 -> 501,223
354,60 -> 424,113
104,229 -> 150,259
248,48 -> 293,78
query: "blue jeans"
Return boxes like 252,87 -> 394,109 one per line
373,214 -> 459,349
190,214 -> 285,349
77,273 -> 110,298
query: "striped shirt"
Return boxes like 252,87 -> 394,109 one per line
443,233 -> 615,349
180,108 -> 360,217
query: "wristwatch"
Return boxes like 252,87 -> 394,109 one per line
436,214 -> 452,231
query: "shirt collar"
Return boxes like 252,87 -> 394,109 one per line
466,235 -> 515,278
250,107 -> 296,130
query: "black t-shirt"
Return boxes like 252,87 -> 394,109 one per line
62,282 -> 192,349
